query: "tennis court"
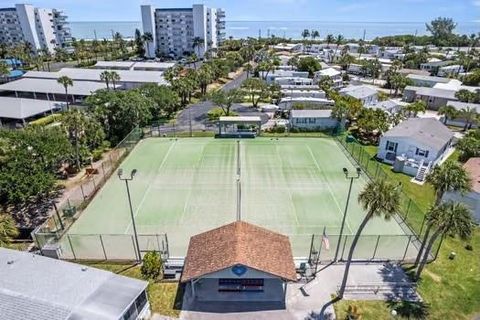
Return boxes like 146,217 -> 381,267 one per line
64,137 -> 415,259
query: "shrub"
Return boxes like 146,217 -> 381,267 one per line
141,251 -> 162,280
29,114 -> 63,127
207,107 -> 238,121
465,244 -> 473,251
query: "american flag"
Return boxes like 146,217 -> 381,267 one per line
322,230 -> 330,251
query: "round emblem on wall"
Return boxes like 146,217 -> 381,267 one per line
231,265 -> 247,276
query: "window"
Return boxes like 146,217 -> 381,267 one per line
218,279 -> 264,292
415,148 -> 429,158
386,141 -> 398,152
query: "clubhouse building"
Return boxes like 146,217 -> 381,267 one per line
181,221 -> 297,304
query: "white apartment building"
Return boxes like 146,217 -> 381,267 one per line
141,4 -> 225,59
0,4 -> 72,53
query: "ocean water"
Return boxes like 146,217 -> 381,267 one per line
70,21 -> 479,41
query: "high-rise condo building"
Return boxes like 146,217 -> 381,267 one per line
141,4 -> 225,59
0,3 -> 72,53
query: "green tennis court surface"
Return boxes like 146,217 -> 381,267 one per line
64,138 -> 414,259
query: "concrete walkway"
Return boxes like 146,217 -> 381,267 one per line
171,263 -> 417,320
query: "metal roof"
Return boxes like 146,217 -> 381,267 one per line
340,85 -> 378,100
383,118 -> 454,150
0,97 -> 64,120
0,78 -> 109,96
219,116 -> 262,123
24,68 -> 168,85
94,61 -> 135,69
290,109 -> 333,118
0,248 -> 147,320
447,101 -> 480,112
406,74 -> 451,83
406,86 -> 458,100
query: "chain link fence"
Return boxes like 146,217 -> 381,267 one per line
32,127 -> 143,252
335,135 -> 442,260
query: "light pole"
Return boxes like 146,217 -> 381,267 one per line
118,168 -> 142,262
334,167 -> 361,262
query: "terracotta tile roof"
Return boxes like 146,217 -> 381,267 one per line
464,158 -> 480,193
180,221 -> 297,283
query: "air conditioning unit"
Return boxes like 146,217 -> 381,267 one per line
41,243 -> 63,259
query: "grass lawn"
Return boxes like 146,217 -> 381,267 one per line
340,143 -> 480,319
334,300 -> 392,319
81,261 -> 182,318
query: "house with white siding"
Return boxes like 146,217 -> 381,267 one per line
377,118 -> 454,182
289,109 -> 338,130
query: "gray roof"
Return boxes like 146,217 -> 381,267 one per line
406,86 -> 458,100
0,97 -> 64,120
339,85 -> 378,100
290,109 -> 333,118
406,74 -> 451,83
24,68 -> 168,85
0,78 -> 109,96
447,101 -> 480,112
366,100 -> 401,112
0,248 -> 148,320
383,118 -> 454,150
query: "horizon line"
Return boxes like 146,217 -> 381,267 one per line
69,19 -> 476,24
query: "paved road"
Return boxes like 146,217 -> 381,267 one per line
171,72 -> 252,132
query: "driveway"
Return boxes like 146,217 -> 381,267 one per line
170,72 -> 253,132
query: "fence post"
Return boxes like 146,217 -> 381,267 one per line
156,234 -> 162,255
101,162 -> 106,178
131,235 -> 139,261
67,234 -> 76,260
402,235 -> 412,262
165,234 -> 170,258
99,235 -> 108,260
308,234 -> 315,264
418,215 -> 427,238
341,235 -> 348,261
80,184 -> 86,200
372,235 -> 381,260
375,162 -> 380,179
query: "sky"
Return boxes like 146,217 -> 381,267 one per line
0,0 -> 479,22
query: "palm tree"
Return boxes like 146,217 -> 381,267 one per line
415,202 -> 474,280
189,53 -> 198,69
459,106 -> 478,131
192,37 -> 204,57
404,101 -> 426,118
338,180 -> 401,299
331,34 -> 344,63
414,161 -> 471,267
438,105 -> 458,124
142,32 -> 154,57
110,71 -> 121,90
243,62 -> 253,78
311,30 -> 320,41
0,213 -> 19,247
325,34 -> 335,49
57,76 -> 73,110
100,71 -> 111,90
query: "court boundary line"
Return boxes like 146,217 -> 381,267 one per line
179,143 -> 208,224
124,140 -> 177,233
273,143 -> 300,226
306,144 -> 354,234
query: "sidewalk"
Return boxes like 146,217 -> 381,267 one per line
172,263 -> 417,320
